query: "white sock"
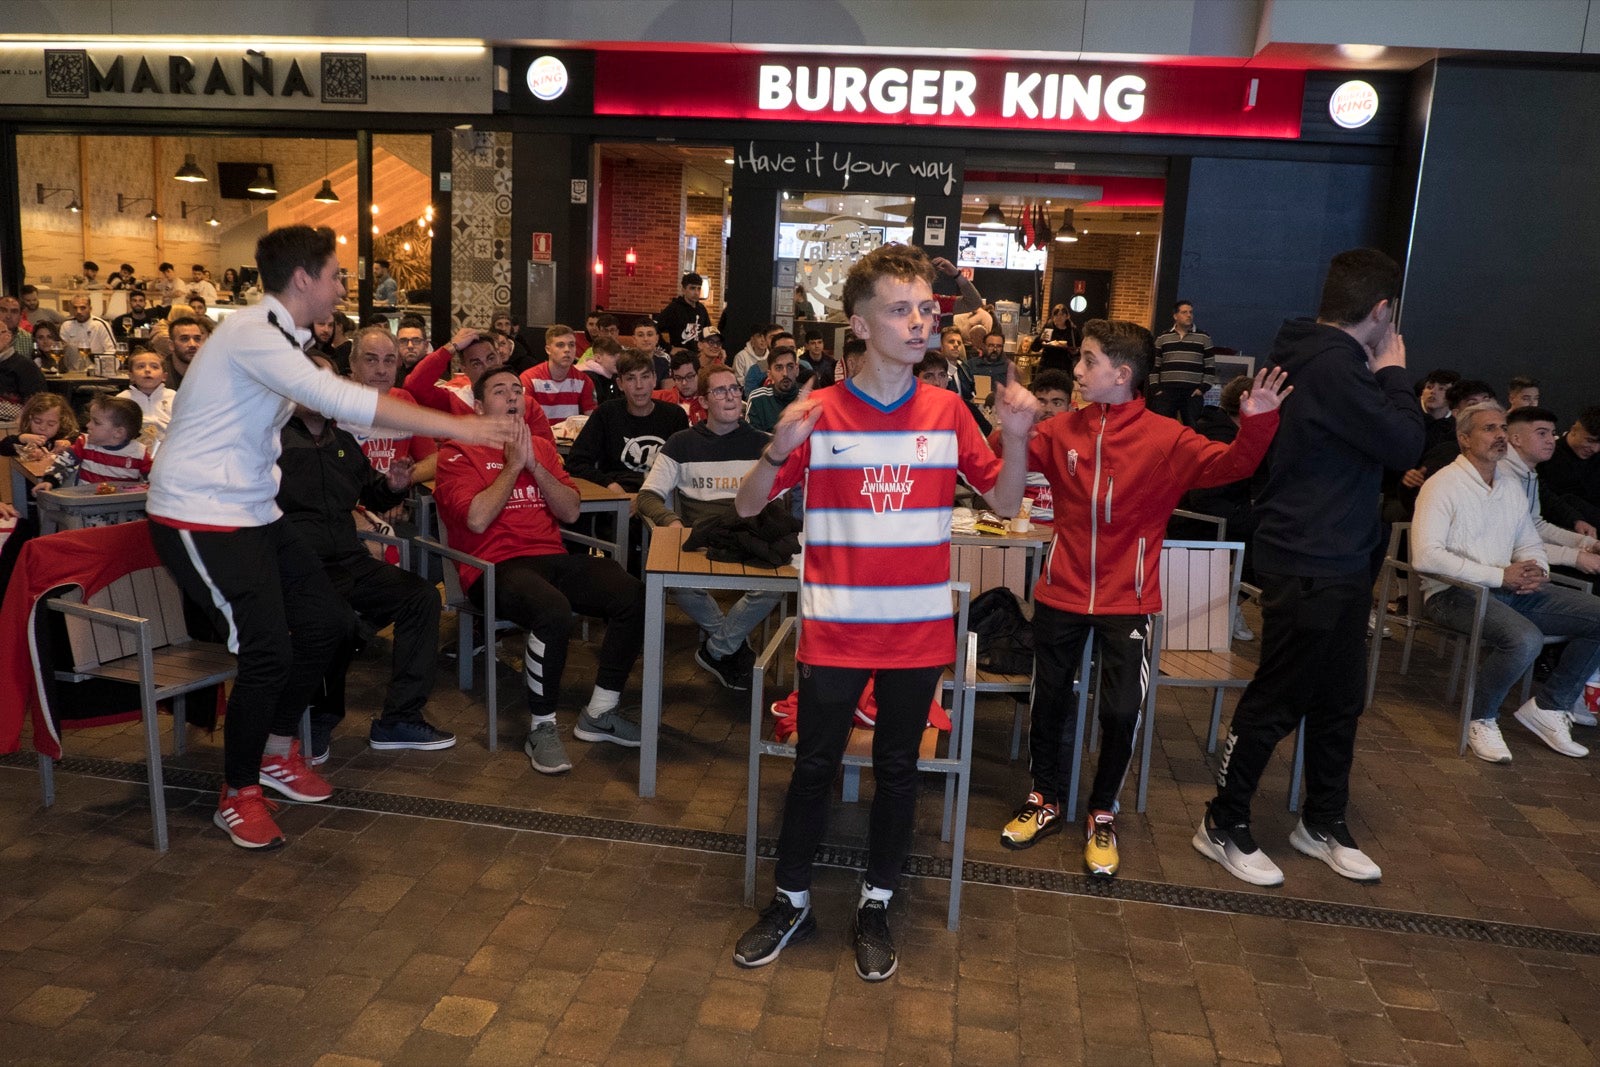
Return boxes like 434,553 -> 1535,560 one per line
263,734 -> 293,757
584,687 -> 621,718
778,886 -> 809,909
860,883 -> 892,908
530,712 -> 557,728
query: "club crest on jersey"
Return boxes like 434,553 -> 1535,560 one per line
860,464 -> 914,514
914,434 -> 929,462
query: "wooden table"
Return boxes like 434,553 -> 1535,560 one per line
639,525 -> 798,797
35,483 -> 148,534
571,479 -> 635,563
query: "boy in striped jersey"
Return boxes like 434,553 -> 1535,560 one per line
44,394 -> 151,489
731,243 -> 1038,981
522,324 -> 596,424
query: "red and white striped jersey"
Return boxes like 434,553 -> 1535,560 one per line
522,363 -> 597,423
770,380 -> 1001,669
71,434 -> 151,484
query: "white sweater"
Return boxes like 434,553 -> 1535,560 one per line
117,383 -> 174,441
147,294 -> 380,526
1413,454 -> 1548,600
1499,447 -> 1598,568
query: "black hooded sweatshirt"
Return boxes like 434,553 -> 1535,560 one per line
1251,318 -> 1423,577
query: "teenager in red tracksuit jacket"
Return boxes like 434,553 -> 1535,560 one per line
999,319 -> 1288,881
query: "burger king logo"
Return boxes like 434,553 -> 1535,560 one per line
1328,80 -> 1379,129
527,55 -> 569,102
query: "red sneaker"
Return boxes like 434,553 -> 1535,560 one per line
214,785 -> 286,850
259,740 -> 334,803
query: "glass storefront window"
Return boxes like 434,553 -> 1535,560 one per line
778,191 -> 914,323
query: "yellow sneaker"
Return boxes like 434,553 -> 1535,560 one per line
1084,810 -> 1119,877
1001,791 -> 1061,850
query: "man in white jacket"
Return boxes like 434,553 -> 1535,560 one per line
148,225 -> 513,851
1414,401 -> 1600,764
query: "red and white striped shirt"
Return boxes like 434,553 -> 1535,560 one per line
522,363 -> 597,423
769,381 -> 1001,669
71,434 -> 151,484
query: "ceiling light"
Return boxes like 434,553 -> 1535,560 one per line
338,234 -> 348,245
370,204 -> 380,215
246,165 -> 276,195
722,158 -> 734,165
206,211 -> 220,227
173,152 -> 207,183
1055,210 -> 1079,243
1337,43 -> 1387,61
978,203 -> 1007,229
371,223 -> 380,234
313,179 -> 340,203
68,196 -> 81,213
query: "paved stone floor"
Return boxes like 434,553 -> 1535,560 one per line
4,602 -> 1600,1065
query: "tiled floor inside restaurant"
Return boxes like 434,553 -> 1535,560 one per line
4,602 -> 1600,1065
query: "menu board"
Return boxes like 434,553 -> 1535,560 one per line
957,231 -> 1009,269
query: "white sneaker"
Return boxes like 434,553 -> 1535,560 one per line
1191,810 -> 1284,887
1232,615 -> 1255,642
1513,699 -> 1589,758
1467,719 -> 1513,764
1569,694 -> 1597,728
1289,820 -> 1381,883
1366,610 -> 1392,640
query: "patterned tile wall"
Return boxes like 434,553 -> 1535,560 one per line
449,129 -> 512,330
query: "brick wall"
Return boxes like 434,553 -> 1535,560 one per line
600,157 -> 684,316
684,194 -> 726,323
1040,231 -> 1159,330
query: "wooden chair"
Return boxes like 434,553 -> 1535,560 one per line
744,585 -> 978,930
1144,540 -> 1305,812
1366,524 -> 1593,755
36,565 -> 236,851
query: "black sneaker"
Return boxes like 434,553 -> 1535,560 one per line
696,640 -> 752,690
733,893 -> 815,968
852,898 -> 897,981
308,714 -> 337,767
369,718 -> 457,751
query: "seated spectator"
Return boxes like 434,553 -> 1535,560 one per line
61,296 -> 116,360
801,330 -> 837,388
637,364 -> 780,688
150,262 -> 180,306
1416,378 -> 1496,482
580,333 -> 624,407
44,395 -> 150,488
20,285 -> 62,330
987,368 -> 1071,525
0,296 -> 32,361
80,260 -> 104,289
403,326 -> 556,444
0,318 -> 45,421
917,352 -> 991,436
185,263 -> 219,305
969,330 -> 1010,391
522,324 -> 596,425
1507,376 -> 1540,412
394,314 -> 430,376
696,329 -> 727,369
745,344 -> 802,433
434,367 -> 645,774
938,326 -> 976,400
108,263 -> 137,291
112,289 -> 160,342
341,326 -> 438,486
30,321 -> 62,369
115,350 -> 174,445
630,319 -> 671,385
163,310 -> 213,388
0,394 -> 77,586
1414,401 -> 1600,763
1503,406 -> 1600,574
491,312 -> 537,374
581,312 -> 620,363
732,323 -> 772,383
569,349 -> 689,492
309,313 -> 354,374
839,337 -> 867,382
277,357 -> 453,761
1538,406 -> 1600,530
653,350 -> 708,426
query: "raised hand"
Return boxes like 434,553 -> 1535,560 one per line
504,418 -> 531,472
769,383 -> 822,460
1240,366 -> 1293,416
993,364 -> 1040,439
457,413 -> 517,448
1370,324 -> 1406,373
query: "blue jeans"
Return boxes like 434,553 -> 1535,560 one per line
1423,584 -> 1600,720
673,588 -> 783,658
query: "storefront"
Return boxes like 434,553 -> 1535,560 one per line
0,38 -> 494,339
506,47 -> 1406,364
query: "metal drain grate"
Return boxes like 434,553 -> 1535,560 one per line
9,752 -> 1600,957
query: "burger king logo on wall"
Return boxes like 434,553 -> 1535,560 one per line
527,55 -> 569,101
1328,80 -> 1379,129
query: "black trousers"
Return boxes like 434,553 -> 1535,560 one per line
468,553 -> 644,717
1211,567 -> 1370,826
774,663 -> 944,894
1150,385 -> 1204,426
151,520 -> 355,787
312,552 -> 441,727
1028,605 -> 1153,814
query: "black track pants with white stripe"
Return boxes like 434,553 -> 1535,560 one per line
1028,605 -> 1154,814
151,519 -> 355,788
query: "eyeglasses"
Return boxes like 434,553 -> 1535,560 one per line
707,385 -> 743,399
671,371 -> 697,383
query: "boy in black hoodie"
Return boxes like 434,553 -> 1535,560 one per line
1195,248 -> 1423,889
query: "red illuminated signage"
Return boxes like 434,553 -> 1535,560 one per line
593,52 -> 1305,139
